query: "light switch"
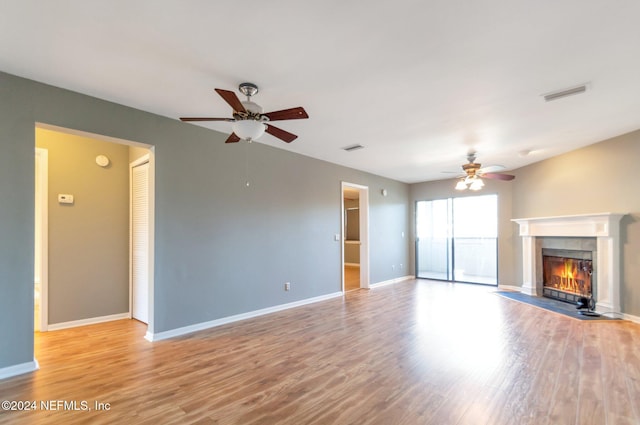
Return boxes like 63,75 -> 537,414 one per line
58,194 -> 74,204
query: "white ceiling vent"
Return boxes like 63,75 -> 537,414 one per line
342,144 -> 364,152
542,84 -> 588,102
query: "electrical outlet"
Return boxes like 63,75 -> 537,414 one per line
400,263 -> 403,269
392,265 -> 395,270
284,282 -> 291,291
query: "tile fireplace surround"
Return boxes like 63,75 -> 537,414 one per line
512,213 -> 625,314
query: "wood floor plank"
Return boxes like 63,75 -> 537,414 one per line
576,322 -> 606,425
545,320 -> 581,425
1,280 -> 640,424
599,321 -> 638,424
618,322 -> 640,423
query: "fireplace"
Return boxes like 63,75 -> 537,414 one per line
512,213 -> 625,314
541,249 -> 593,304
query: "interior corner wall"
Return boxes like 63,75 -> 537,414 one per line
36,128 -> 130,324
0,70 -> 411,372
511,130 -> 640,316
129,145 -> 150,163
409,178 -> 516,286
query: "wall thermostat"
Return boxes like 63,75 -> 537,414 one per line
58,194 -> 74,204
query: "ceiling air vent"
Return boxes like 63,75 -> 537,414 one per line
542,84 -> 587,102
342,144 -> 364,152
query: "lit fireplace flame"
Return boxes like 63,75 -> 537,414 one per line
543,256 -> 592,296
560,259 -> 578,293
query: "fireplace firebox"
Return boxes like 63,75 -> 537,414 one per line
542,248 -> 594,304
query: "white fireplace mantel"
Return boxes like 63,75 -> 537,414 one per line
512,213 -> 625,313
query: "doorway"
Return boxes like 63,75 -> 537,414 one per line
33,123 -> 154,335
341,182 -> 370,291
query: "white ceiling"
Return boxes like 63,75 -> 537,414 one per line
2,1 -> 640,183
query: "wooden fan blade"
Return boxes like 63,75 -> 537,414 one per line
180,117 -> 234,122
265,124 -> 298,143
482,173 -> 515,181
215,88 -> 246,113
225,133 -> 241,144
263,107 -> 309,121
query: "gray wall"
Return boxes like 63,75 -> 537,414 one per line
0,71 -> 411,370
36,128 -> 130,324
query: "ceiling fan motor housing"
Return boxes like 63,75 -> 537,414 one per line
462,162 -> 481,176
233,101 -> 269,122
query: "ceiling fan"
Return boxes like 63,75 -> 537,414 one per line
180,83 -> 308,144
455,153 -> 515,191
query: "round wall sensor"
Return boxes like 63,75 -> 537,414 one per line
95,155 -> 110,167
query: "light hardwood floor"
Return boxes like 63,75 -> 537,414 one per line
1,280 -> 639,424
344,265 -> 360,291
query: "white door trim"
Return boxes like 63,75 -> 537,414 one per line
35,147 -> 49,332
341,182 -> 370,290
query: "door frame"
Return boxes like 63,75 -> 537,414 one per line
35,147 -> 49,332
34,122 -> 155,337
341,182 -> 370,290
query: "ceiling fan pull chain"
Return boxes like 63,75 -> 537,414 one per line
245,139 -> 251,187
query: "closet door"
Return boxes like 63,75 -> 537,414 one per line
131,161 -> 149,323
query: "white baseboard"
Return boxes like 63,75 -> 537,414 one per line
146,291 -> 344,342
622,312 -> 640,324
497,284 -> 522,292
369,275 -> 414,289
0,359 -> 39,380
47,312 -> 130,331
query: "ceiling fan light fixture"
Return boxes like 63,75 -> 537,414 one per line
469,177 -> 485,191
232,120 -> 266,142
453,153 -> 514,190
